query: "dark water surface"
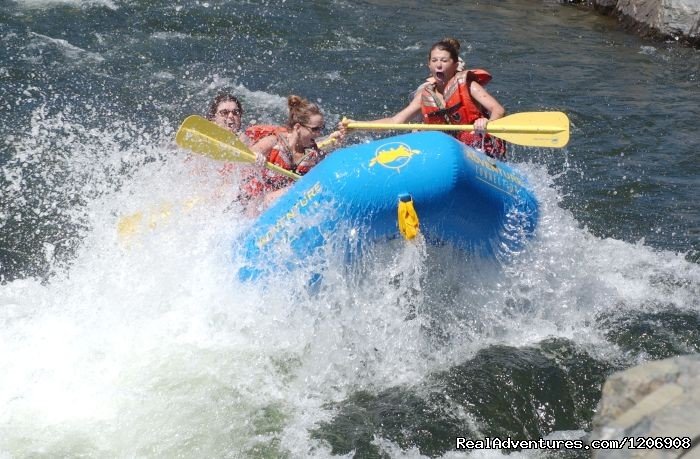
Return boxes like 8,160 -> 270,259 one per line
1,0 -> 699,457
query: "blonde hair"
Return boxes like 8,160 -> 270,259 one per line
286,94 -> 322,128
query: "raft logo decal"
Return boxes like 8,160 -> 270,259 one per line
369,142 -> 420,171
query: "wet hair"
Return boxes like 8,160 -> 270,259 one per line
428,37 -> 461,63
207,92 -> 243,120
286,94 -> 322,128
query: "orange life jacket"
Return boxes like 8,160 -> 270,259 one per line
420,69 -> 506,160
240,131 -> 326,199
244,125 -> 287,143
217,126 -> 269,177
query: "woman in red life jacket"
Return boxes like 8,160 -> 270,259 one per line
240,95 -> 343,212
344,38 -> 507,159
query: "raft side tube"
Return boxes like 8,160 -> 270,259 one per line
235,132 -> 538,281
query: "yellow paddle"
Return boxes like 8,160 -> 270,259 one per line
343,111 -> 570,148
176,115 -> 301,180
119,116 -> 307,240
117,198 -> 201,240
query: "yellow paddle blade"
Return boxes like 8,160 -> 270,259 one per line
175,115 -> 300,180
117,202 -> 175,241
487,112 -> 569,148
116,195 -> 206,240
176,115 -> 256,163
344,111 -> 570,148
117,211 -> 144,239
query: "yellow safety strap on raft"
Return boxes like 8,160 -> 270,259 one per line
398,195 -> 420,240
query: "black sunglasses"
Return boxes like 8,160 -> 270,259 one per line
303,123 -> 325,133
217,108 -> 242,117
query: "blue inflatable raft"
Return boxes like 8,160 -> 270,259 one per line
236,132 -> 538,281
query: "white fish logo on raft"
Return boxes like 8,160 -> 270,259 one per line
369,142 -> 420,171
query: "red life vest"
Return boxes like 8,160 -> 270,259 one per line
244,125 -> 287,143
420,69 -> 506,159
240,131 -> 326,199
217,126 -> 271,177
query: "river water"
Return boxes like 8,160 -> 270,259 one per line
1,0 -> 699,457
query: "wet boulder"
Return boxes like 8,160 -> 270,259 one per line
571,0 -> 700,47
590,354 -> 700,458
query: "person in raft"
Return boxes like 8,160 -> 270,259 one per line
203,91 -> 268,181
206,92 -> 253,144
240,94 -> 344,211
343,38 -> 507,159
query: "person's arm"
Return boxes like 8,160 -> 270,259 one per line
340,86 -> 425,130
316,129 -> 345,151
249,134 -> 277,166
371,89 -> 423,124
469,81 -> 505,132
238,131 -> 253,146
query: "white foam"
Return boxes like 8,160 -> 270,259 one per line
1,109 -> 699,456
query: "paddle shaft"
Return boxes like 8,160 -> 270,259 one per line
343,111 -> 570,148
346,122 -> 563,134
